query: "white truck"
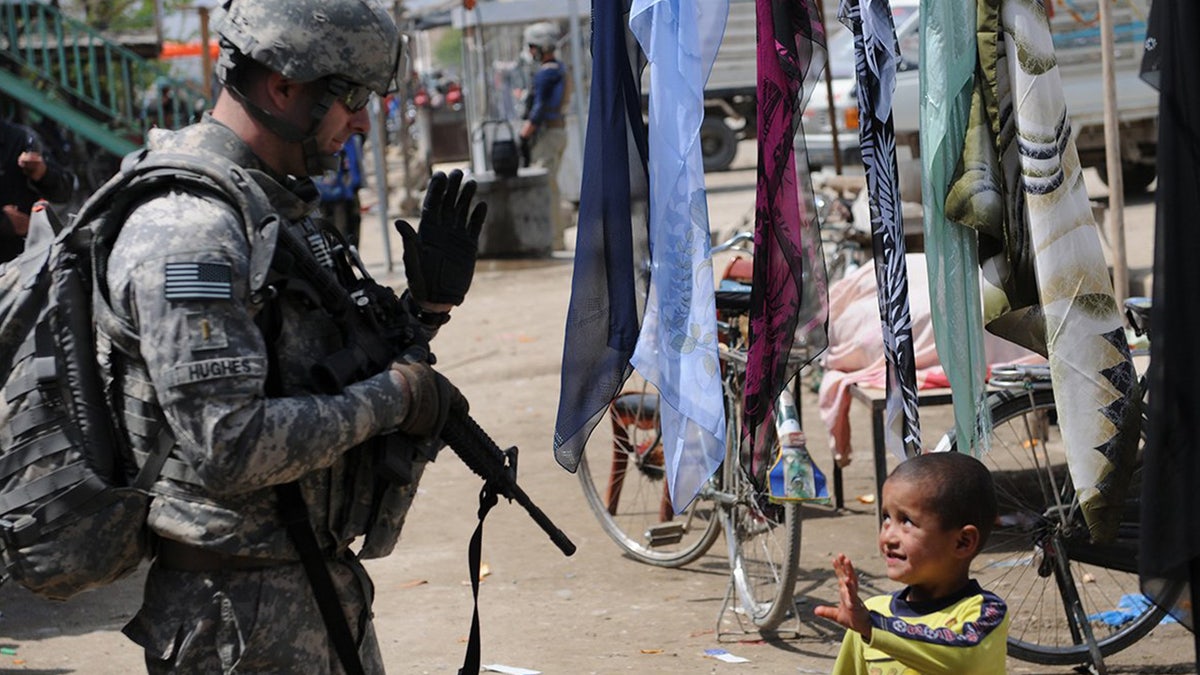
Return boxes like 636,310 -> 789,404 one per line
696,0 -> 758,171
803,0 -> 1159,192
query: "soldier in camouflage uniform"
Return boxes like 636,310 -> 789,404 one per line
100,0 -> 486,672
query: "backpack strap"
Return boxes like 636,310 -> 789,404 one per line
133,432 -> 176,493
90,150 -> 281,357
94,150 -> 282,296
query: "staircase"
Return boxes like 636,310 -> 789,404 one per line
0,0 -> 206,158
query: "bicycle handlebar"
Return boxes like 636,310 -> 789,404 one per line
710,231 -> 753,256
988,363 -> 1053,391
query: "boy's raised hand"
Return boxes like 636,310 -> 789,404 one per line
815,554 -> 873,640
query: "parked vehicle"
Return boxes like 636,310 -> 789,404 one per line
694,0 -> 757,172
804,0 -> 1159,193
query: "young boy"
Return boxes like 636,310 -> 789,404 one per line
815,452 -> 1009,674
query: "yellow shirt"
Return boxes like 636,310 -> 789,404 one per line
831,580 -> 1010,675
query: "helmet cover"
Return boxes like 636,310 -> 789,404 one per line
215,0 -> 402,94
523,21 -> 561,51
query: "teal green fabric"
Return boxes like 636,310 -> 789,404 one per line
919,0 -> 992,454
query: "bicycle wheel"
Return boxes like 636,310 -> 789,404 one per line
722,397 -> 802,630
577,379 -> 722,568
954,389 -> 1177,665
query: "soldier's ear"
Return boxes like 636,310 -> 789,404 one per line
263,72 -> 299,113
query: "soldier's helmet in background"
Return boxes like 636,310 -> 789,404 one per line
523,21 -> 561,52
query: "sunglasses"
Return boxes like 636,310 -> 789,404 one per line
328,78 -> 373,113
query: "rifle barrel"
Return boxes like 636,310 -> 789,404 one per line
441,407 -> 577,557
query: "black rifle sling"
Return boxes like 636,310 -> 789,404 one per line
459,484 -> 499,675
257,287 -> 365,675
276,482 -> 365,675
268,212 -> 544,673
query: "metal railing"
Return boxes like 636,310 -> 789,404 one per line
0,0 -> 205,152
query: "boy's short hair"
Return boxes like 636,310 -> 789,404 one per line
889,452 -> 998,548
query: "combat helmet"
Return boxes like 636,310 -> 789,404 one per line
213,0 -> 405,173
523,21 -> 561,52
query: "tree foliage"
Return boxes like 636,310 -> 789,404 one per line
434,28 -> 463,71
60,0 -> 193,33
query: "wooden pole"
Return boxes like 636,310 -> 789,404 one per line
818,0 -> 843,175
1097,0 -> 1128,305
198,6 -> 213,101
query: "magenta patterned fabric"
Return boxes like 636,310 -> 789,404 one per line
743,0 -> 831,483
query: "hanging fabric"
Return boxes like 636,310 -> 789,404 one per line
837,0 -> 921,459
629,0 -> 729,512
741,0 -> 830,484
946,0 -> 1140,541
1139,0 -> 1198,631
919,0 -> 992,455
553,0 -> 650,472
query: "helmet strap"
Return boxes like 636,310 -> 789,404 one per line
226,76 -> 340,175
304,88 -> 340,174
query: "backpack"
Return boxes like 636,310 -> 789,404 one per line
0,149 -> 276,600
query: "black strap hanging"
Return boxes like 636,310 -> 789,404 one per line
255,262 -> 363,673
458,483 -> 500,675
277,481 -> 366,675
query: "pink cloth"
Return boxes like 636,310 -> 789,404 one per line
817,254 -> 1041,466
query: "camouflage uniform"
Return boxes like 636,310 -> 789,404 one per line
104,118 -> 418,673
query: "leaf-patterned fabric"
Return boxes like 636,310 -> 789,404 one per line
629,0 -> 729,512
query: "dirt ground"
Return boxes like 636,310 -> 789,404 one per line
0,143 -> 1190,674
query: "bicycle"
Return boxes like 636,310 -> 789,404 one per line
938,296 -> 1183,667
576,231 -> 816,631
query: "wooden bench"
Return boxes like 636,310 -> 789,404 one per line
831,385 -> 956,511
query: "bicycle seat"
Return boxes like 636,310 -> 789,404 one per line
720,255 -> 754,284
715,278 -> 752,313
715,288 -> 751,313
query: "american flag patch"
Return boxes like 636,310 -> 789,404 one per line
164,262 -> 233,301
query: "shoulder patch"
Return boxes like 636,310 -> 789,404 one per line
165,261 -> 233,301
162,356 -> 266,388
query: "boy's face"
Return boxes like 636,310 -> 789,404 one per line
878,476 -> 974,602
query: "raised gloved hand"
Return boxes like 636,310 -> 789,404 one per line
395,169 -> 487,307
389,360 -> 467,439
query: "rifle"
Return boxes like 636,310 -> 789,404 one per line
272,220 -> 576,558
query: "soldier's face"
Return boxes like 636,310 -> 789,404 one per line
316,96 -> 370,156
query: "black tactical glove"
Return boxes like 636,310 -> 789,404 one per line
391,360 -> 467,439
395,169 -> 487,307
